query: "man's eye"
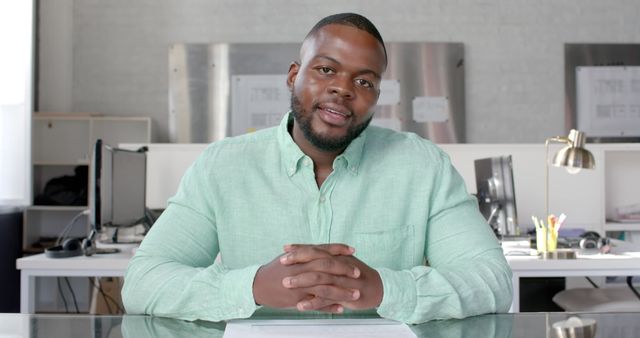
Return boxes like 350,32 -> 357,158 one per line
318,67 -> 334,75
356,79 -> 374,88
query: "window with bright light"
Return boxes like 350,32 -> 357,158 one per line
0,1 -> 33,206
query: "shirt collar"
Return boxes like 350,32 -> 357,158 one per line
277,112 -> 306,176
276,111 -> 367,177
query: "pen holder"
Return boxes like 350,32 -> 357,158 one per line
536,227 -> 557,253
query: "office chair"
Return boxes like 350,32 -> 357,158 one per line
553,276 -> 640,312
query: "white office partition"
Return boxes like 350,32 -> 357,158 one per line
121,142 -> 640,238
439,144 -> 606,234
120,143 -> 208,209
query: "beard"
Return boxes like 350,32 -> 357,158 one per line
290,93 -> 372,152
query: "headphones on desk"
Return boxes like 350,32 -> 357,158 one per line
43,207 -> 102,258
44,229 -> 100,258
44,238 -> 84,258
579,231 -> 610,251
45,230 -> 118,258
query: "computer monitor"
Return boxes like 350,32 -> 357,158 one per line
89,139 -> 147,242
474,155 -> 519,237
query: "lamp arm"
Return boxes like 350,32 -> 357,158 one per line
546,136 -> 570,144
544,136 -> 571,254
544,137 -> 571,217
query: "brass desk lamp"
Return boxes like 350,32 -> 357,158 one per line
542,129 -> 595,257
545,129 -> 595,218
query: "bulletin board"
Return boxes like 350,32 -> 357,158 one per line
576,66 -> 640,137
169,42 -> 465,143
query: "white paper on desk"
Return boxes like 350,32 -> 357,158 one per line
223,318 -> 417,338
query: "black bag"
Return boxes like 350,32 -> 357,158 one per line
34,166 -> 88,206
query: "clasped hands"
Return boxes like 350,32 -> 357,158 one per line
252,244 -> 383,313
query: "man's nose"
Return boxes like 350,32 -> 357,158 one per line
327,76 -> 354,99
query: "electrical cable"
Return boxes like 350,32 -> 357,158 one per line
585,277 -> 599,288
63,277 -> 80,313
88,277 -> 113,314
56,209 -> 90,245
106,280 -> 125,313
97,278 -> 114,314
626,276 -> 640,300
88,277 -> 125,314
107,279 -> 126,313
56,277 -> 69,313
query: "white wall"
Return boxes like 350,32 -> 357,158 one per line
38,0 -> 640,142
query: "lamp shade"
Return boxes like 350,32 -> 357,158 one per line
552,146 -> 595,169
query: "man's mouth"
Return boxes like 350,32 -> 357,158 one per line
323,106 -> 350,116
316,103 -> 352,126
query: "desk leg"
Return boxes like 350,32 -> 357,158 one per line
20,272 -> 35,314
511,274 -> 520,313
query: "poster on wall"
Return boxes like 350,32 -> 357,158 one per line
576,66 -> 640,137
231,75 -> 290,136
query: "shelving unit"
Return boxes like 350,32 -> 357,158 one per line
24,114 -> 151,253
603,149 -> 640,236
604,222 -> 640,232
25,113 -> 151,313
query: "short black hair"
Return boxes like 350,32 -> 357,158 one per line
306,13 -> 387,66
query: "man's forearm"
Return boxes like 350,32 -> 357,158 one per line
376,250 -> 513,324
123,251 -> 262,322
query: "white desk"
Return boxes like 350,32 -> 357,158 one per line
506,253 -> 640,312
16,251 -> 133,314
17,246 -> 640,314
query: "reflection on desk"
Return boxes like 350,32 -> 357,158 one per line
2,312 -> 640,338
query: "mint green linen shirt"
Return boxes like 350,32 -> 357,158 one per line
122,113 -> 512,324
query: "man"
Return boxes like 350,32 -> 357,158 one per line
122,13 -> 512,324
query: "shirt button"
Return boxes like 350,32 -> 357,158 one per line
304,158 -> 311,167
319,195 -> 326,203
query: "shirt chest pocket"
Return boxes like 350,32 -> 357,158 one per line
350,224 -> 416,270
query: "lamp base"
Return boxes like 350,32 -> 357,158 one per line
540,249 -> 576,260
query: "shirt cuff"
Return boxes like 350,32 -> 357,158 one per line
375,267 -> 418,320
218,264 -> 262,318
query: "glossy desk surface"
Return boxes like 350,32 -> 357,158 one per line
1,312 -> 639,338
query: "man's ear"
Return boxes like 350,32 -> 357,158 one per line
286,61 -> 300,91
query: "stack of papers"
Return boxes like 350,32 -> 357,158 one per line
223,318 -> 417,338
612,203 -> 640,222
